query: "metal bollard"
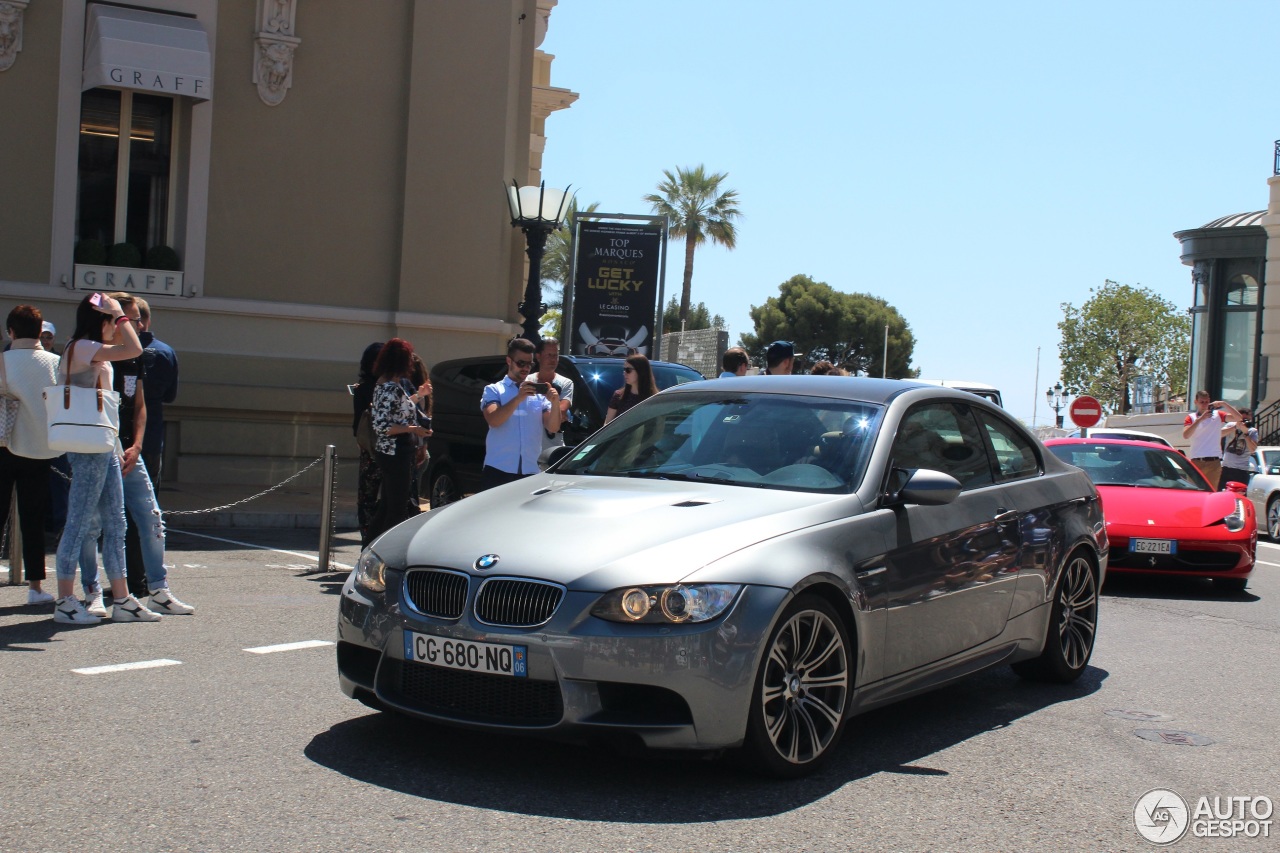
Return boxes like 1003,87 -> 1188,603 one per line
6,492 -> 21,585
317,444 -> 337,573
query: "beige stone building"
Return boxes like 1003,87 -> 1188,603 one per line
0,0 -> 576,487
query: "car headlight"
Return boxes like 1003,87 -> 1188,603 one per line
1222,499 -> 1247,533
354,549 -> 387,593
592,584 -> 741,624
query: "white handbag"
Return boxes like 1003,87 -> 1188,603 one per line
0,354 -> 19,448
43,341 -> 120,454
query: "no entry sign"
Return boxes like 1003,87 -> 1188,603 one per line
1069,395 -> 1103,428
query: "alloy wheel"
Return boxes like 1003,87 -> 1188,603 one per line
1268,498 -> 1280,540
1056,555 -> 1098,670
430,470 -> 459,509
759,607 -> 849,765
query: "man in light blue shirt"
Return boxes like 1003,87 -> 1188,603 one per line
480,337 -> 560,490
719,346 -> 749,378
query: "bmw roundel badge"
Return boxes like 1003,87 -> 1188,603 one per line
474,554 -> 500,571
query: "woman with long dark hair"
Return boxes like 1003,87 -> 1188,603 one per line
352,341 -> 383,546
52,293 -> 157,624
367,338 -> 431,541
604,354 -> 659,424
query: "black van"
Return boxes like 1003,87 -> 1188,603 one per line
425,355 -> 704,506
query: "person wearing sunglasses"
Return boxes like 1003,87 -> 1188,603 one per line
479,337 -> 560,491
604,354 -> 658,425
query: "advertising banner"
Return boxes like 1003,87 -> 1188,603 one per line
569,221 -> 662,357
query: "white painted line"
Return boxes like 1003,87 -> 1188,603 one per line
1254,559 -> 1280,568
73,658 -> 182,676
1257,540 -> 1280,551
168,528 -> 353,572
243,640 -> 336,655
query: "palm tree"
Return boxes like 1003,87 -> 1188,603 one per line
644,165 -> 741,324
541,198 -> 600,311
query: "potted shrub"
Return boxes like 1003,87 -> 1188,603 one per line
107,242 -> 142,268
144,245 -> 181,271
74,239 -> 107,265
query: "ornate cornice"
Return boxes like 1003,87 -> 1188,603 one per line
0,0 -> 30,73
254,0 -> 301,106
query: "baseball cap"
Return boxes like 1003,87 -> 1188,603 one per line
41,321 -> 55,336
766,340 -> 798,362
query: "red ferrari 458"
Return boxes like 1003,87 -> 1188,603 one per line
1045,438 -> 1255,592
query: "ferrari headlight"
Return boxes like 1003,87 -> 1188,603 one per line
592,584 -> 741,624
354,549 -> 387,593
1223,499 -> 1247,533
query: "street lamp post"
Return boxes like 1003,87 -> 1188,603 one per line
506,180 -> 573,345
1045,381 -> 1071,429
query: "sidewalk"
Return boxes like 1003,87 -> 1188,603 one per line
158,479 -> 359,529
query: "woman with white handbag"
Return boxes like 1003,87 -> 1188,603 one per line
0,304 -> 62,604
49,293 -> 158,624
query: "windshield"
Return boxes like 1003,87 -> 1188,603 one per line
554,391 -> 884,493
1047,443 -> 1210,491
575,361 -> 703,414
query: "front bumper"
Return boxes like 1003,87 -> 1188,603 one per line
337,571 -> 789,751
1105,527 -> 1255,580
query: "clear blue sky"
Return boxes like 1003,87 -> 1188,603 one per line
539,0 -> 1280,425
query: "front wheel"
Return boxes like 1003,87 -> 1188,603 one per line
1012,551 -> 1098,683
1213,576 -> 1248,594
428,465 -> 461,509
1267,496 -> 1280,540
741,595 -> 851,778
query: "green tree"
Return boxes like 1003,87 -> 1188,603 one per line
540,199 -> 600,312
1058,280 -> 1191,414
741,274 -> 917,377
661,296 -> 725,334
643,165 -> 741,325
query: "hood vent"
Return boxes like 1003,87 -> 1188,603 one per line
672,499 -> 715,508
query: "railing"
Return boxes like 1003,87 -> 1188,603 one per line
1255,399 -> 1280,446
1274,139 -> 1280,176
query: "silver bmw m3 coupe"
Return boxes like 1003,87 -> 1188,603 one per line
338,376 -> 1107,776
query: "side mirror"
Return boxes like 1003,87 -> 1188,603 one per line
539,445 -> 574,470
1226,481 -> 1247,494
892,468 -> 961,506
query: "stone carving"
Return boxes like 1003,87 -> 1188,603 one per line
0,0 -> 30,73
254,0 -> 300,106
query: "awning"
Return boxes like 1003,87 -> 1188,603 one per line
82,3 -> 212,101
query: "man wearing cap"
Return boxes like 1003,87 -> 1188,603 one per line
765,340 -> 798,375
39,321 -> 58,355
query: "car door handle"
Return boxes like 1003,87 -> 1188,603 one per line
856,567 -> 887,581
994,509 -> 1020,523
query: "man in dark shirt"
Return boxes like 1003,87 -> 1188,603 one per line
135,297 -> 179,487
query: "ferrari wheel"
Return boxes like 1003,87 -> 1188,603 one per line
742,595 -> 851,777
1013,551 -> 1098,683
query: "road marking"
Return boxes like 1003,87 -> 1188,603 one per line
1254,559 -> 1280,568
168,528 -> 353,571
1257,540 -> 1280,552
73,659 -> 182,675
243,640 -> 336,655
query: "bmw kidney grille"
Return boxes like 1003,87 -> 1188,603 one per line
403,569 -> 469,619
475,578 -> 565,627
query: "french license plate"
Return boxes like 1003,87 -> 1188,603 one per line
1130,538 -> 1176,555
403,631 -> 527,678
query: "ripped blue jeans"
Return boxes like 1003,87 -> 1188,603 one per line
78,456 -> 168,594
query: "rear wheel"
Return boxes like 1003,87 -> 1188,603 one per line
1267,496 -> 1280,540
742,595 -> 851,777
1013,551 -> 1098,683
429,466 -> 461,509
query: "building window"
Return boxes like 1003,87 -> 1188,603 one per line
76,87 -> 177,259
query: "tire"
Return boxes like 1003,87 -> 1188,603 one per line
1213,576 -> 1248,594
1267,496 -> 1280,540
741,595 -> 851,778
428,466 -> 461,509
1012,551 -> 1098,683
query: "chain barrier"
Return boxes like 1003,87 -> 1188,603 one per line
163,455 -> 326,516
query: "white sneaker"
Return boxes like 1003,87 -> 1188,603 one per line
84,591 -> 109,618
54,596 -> 101,625
111,595 -> 162,622
148,589 -> 194,615
27,588 -> 54,605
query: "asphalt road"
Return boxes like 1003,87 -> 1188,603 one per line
1,528 -> 1276,853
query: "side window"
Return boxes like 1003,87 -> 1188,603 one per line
977,411 -> 1041,481
891,403 -> 993,490
456,360 -> 506,390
